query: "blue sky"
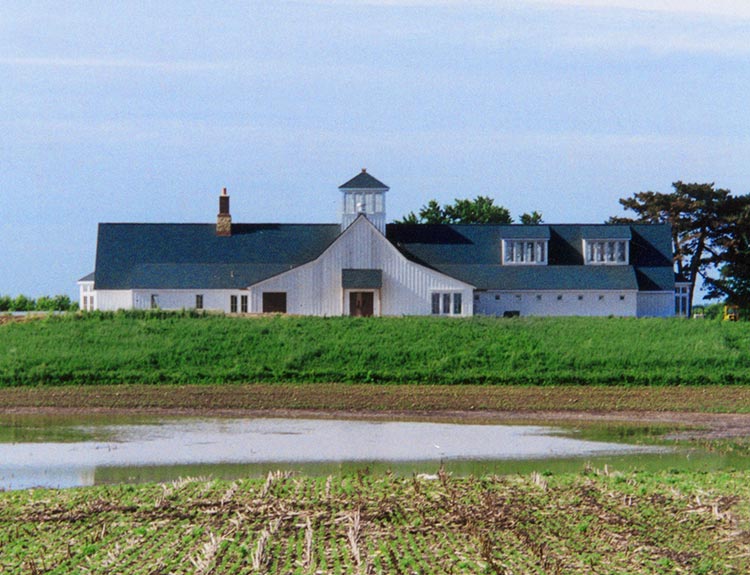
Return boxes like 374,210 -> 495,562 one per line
2,0 -> 749,298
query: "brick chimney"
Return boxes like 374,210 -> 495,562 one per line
217,187 -> 232,236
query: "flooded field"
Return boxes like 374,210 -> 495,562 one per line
0,414 -> 726,490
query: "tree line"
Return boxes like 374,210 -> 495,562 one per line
0,294 -> 77,312
398,182 -> 750,313
395,196 -> 543,225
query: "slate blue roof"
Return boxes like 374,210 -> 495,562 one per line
93,219 -> 675,293
386,223 -> 674,291
94,223 -> 340,290
339,170 -> 389,190
342,269 -> 383,289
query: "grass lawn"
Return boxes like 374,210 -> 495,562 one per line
2,311 -> 750,386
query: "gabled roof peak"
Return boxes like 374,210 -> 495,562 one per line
339,169 -> 389,190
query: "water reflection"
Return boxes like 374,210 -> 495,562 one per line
0,417 -> 667,490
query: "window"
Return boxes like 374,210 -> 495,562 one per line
503,240 -> 547,265
150,294 -> 158,309
578,295 -> 583,301
432,292 -> 462,315
241,295 -> 248,313
82,296 -> 88,310
263,292 -> 287,313
536,295 -> 542,301
195,294 -> 203,310
230,295 -> 238,313
584,240 -> 628,264
675,286 -> 689,316
557,295 -> 563,301
619,295 -> 625,301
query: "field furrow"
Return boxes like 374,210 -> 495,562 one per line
2,470 -> 750,574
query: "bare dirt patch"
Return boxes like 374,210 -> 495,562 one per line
3,383 -> 750,441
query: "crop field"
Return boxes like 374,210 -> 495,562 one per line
3,382 -> 750,415
3,311 -> 750,386
2,469 -> 749,574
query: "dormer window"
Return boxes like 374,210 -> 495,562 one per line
584,239 -> 628,264
503,239 -> 547,265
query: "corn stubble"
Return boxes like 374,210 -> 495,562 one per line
2,468 -> 749,574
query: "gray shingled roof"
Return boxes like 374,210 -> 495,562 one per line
342,269 -> 383,289
94,223 -> 340,290
93,219 -> 674,293
338,170 -> 389,190
386,223 -> 674,291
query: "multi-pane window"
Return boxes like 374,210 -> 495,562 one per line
230,295 -> 238,313
344,192 -> 384,215
584,240 -> 628,264
431,292 -> 462,315
241,295 -> 248,313
150,294 -> 158,309
503,240 -> 547,264
195,294 -> 203,310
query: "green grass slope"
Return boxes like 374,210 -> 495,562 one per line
1,312 -> 750,386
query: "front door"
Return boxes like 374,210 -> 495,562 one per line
349,291 -> 374,317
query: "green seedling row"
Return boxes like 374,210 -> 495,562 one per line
2,470 -> 749,574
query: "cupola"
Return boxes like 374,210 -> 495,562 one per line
338,169 -> 389,234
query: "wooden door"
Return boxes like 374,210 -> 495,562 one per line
349,292 -> 374,317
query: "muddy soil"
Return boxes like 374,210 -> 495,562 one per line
3,405 -> 750,441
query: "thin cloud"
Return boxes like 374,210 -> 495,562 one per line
307,0 -> 750,19
0,57 -> 229,72
525,0 -> 750,19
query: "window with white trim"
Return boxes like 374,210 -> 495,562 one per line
584,240 -> 628,264
503,240 -> 547,264
431,292 -> 462,315
675,285 -> 689,316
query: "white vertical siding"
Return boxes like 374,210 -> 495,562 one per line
636,292 -> 674,317
474,290 -> 638,317
96,290 -> 133,311
78,281 -> 96,311
96,289 -> 246,312
249,216 -> 474,316
132,290 -> 242,312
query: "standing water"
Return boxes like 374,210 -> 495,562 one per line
0,416 -> 679,490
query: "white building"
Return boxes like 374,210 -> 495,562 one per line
79,170 -> 681,317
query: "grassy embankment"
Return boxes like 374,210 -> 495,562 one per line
2,311 -> 750,388
2,469 -> 749,574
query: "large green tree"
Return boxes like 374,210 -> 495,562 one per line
610,181 -> 750,313
703,196 -> 750,306
396,196 -> 541,225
